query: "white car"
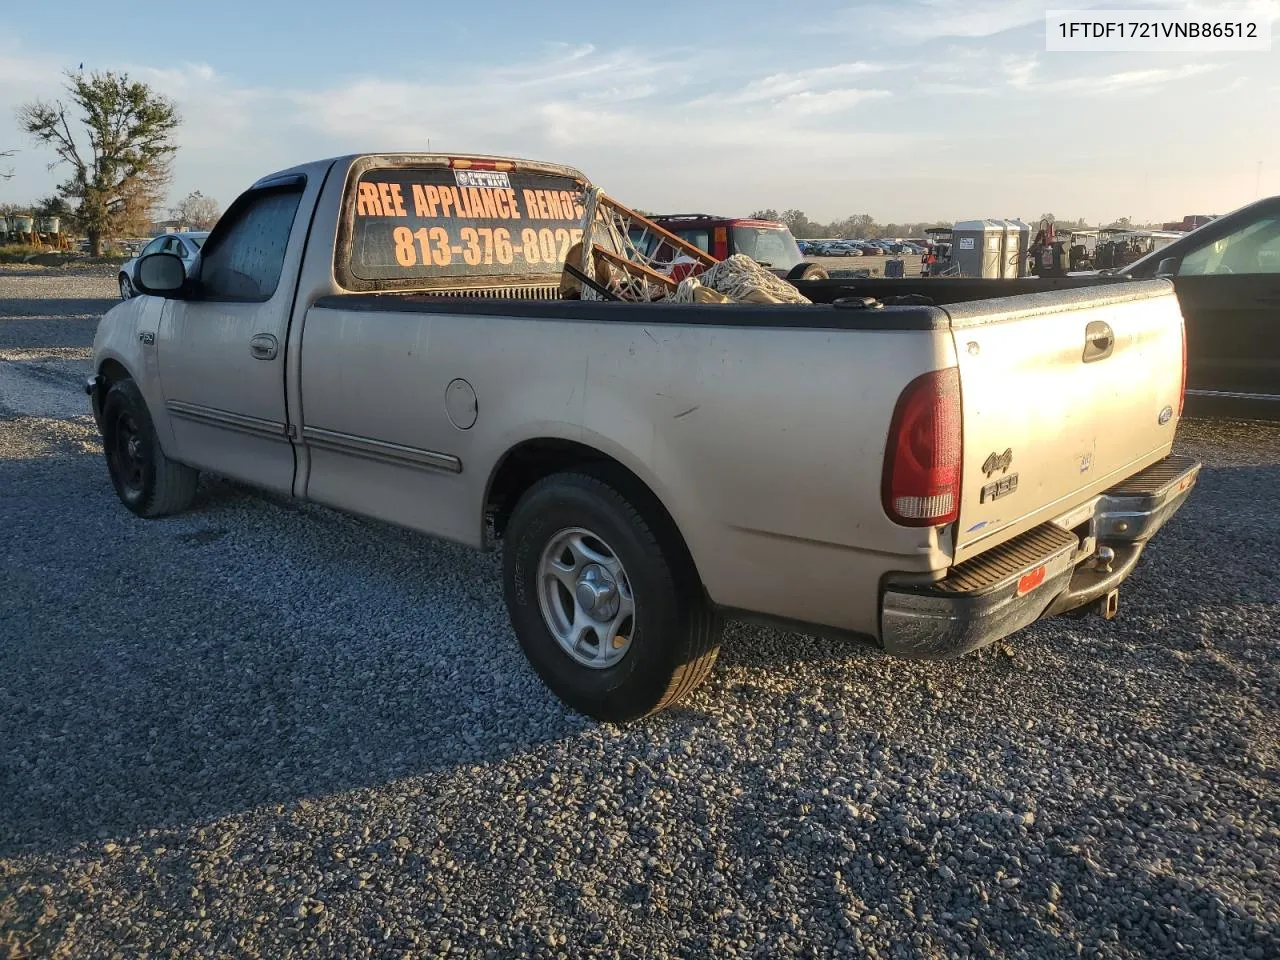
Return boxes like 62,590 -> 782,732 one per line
118,231 -> 209,299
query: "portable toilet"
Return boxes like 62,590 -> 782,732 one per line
997,219 -> 1031,278
11,215 -> 34,240
994,220 -> 1018,279
1009,219 -> 1031,276
951,219 -> 1007,278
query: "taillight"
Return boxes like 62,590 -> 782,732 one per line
1177,315 -> 1187,418
882,367 -> 962,527
449,158 -> 514,172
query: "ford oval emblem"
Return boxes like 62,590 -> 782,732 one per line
1158,405 -> 1173,425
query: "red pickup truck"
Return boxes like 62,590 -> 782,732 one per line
633,214 -> 830,281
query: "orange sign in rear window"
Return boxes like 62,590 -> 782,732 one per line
348,167 -> 587,281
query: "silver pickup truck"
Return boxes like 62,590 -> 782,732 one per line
88,153 -> 1200,721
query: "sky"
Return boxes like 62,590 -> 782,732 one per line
1,0 -> 1278,225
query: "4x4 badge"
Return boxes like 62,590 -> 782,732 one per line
982,448 -> 1013,477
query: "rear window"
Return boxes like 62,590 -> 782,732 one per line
347,166 -> 586,283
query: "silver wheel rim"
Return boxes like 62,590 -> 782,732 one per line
120,276 -> 132,299
537,526 -> 636,669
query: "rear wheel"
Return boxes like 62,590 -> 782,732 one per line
101,379 -> 198,517
502,472 -> 722,722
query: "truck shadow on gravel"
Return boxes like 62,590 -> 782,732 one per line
0,454 -> 592,858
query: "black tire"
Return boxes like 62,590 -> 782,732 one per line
101,379 -> 198,518
503,472 -> 722,722
786,261 -> 830,282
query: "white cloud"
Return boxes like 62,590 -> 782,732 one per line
777,88 -> 892,115
0,41 -> 913,219
1081,64 -> 1220,92
1001,55 -> 1038,89
734,61 -> 893,101
0,22 -> 1275,224
825,0 -> 1050,42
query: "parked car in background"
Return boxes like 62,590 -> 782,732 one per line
826,241 -> 862,256
118,232 -> 209,299
1119,194 -> 1280,418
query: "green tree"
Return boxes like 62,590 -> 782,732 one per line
779,208 -> 821,238
18,70 -> 180,254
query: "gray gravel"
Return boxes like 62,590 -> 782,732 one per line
1,271 -> 1276,959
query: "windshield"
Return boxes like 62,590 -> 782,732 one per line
732,225 -> 802,270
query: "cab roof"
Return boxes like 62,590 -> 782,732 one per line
252,153 -> 590,190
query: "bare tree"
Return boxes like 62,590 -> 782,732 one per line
170,190 -> 221,229
18,70 -> 179,254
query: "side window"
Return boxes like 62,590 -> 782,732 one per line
1179,216 -> 1280,276
141,237 -> 167,256
677,229 -> 711,253
199,186 -> 304,301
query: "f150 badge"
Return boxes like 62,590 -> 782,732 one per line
980,447 -> 1018,503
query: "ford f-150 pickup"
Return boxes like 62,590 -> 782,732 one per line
87,153 -> 1200,721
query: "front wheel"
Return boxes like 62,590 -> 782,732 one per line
119,274 -> 134,299
786,262 -> 830,282
502,472 -> 722,722
101,379 -> 198,517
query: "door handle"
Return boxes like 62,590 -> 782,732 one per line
249,334 -> 279,360
1082,320 -> 1114,363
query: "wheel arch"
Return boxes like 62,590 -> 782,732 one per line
98,356 -> 133,384
484,436 -> 706,594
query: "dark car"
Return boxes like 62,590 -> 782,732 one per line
1120,196 -> 1280,418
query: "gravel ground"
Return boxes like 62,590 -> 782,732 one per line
0,271 -> 1276,959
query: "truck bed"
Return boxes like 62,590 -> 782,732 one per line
794,274 -> 1135,306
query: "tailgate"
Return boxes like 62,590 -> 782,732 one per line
947,280 -> 1184,563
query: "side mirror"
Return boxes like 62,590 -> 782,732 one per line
134,252 -> 186,296
1155,257 -> 1179,278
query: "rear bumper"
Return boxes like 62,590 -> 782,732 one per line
880,454 -> 1200,659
